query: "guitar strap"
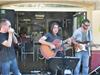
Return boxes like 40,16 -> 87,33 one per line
88,30 -> 92,56
88,30 -> 91,41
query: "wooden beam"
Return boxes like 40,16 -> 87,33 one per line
0,0 -> 94,8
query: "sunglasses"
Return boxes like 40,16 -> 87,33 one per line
8,25 -> 11,27
84,24 -> 90,27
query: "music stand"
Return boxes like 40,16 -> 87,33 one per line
51,56 -> 79,75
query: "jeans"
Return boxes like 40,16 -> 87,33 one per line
74,51 -> 89,75
1,58 -> 21,75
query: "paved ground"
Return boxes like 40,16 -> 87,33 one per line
18,55 -> 48,74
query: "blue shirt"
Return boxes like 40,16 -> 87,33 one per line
72,28 -> 93,42
44,32 -> 62,42
0,33 -> 16,63
72,28 -> 93,56
44,32 -> 64,57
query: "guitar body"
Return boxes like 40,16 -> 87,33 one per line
74,44 -> 87,52
40,44 -> 56,59
40,39 -> 70,59
74,43 -> 100,52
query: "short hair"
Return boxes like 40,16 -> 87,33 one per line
81,19 -> 90,25
0,19 -> 9,29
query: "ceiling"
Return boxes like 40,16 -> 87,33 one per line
0,0 -> 100,10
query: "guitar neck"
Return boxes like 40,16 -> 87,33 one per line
90,44 -> 100,47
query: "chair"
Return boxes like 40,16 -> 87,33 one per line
20,40 -> 35,62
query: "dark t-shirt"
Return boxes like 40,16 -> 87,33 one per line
45,32 -> 62,43
0,33 -> 16,63
44,32 -> 64,57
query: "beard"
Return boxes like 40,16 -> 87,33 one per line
83,25 -> 88,30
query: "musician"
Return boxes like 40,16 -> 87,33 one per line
71,19 -> 93,75
39,21 -> 65,75
0,19 -> 21,75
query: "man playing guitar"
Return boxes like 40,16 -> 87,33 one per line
71,19 -> 93,75
39,21 -> 70,75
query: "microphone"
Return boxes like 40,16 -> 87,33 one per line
8,27 -> 19,37
14,32 -> 19,37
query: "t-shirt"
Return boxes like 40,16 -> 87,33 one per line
45,32 -> 62,42
44,32 -> 64,57
72,28 -> 92,42
72,28 -> 93,56
0,33 -> 16,63
82,31 -> 87,42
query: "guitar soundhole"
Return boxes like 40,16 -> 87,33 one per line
52,39 -> 61,48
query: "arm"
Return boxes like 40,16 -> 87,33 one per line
39,36 -> 56,49
2,28 -> 14,47
13,34 -> 18,44
71,37 -> 78,45
71,30 -> 79,45
71,29 -> 82,50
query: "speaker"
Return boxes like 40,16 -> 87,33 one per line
90,66 -> 100,75
0,9 -> 16,29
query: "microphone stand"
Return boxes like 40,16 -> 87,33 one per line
59,43 -> 66,75
62,53 -> 65,75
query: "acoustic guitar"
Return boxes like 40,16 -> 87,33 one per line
40,39 -> 70,59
